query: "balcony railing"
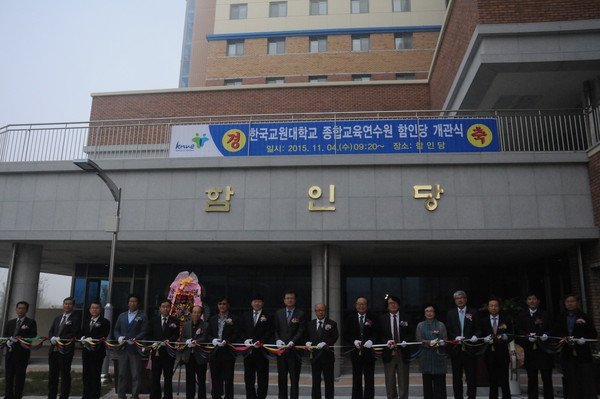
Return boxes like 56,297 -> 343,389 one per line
0,108 -> 597,162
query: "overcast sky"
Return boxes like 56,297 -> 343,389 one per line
0,0 -> 186,128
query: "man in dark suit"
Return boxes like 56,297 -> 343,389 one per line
305,303 -> 339,399
113,293 -> 148,399
379,295 -> 410,399
343,296 -> 380,399
479,298 -> 513,399
3,300 -> 37,399
48,296 -> 81,399
147,299 -> 180,399
240,294 -> 272,399
180,305 -> 209,399
445,290 -> 480,399
552,294 -> 597,399
81,301 -> 111,399
514,294 -> 554,399
273,291 -> 307,399
208,296 -> 239,399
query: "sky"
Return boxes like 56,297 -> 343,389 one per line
0,0 -> 187,128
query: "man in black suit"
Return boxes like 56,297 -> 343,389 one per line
273,291 -> 307,399
81,301 -> 111,399
240,294 -> 272,399
208,296 -> 239,399
552,294 -> 597,399
180,305 -> 209,399
305,303 -> 339,399
514,294 -> 554,399
3,300 -> 37,399
48,296 -> 81,399
379,295 -> 410,399
445,290 -> 480,399
479,298 -> 513,399
343,296 -> 380,399
147,299 -> 180,399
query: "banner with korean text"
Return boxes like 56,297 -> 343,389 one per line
169,118 -> 499,158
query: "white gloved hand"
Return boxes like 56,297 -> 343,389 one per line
127,339 -> 135,345
528,334 -> 536,342
80,336 -> 86,341
9,337 -> 18,343
276,339 -> 285,347
470,335 -> 478,343
317,342 -> 326,349
439,340 -> 446,346
244,339 -> 253,346
501,334 -> 508,341
484,335 -> 493,344
218,340 -> 226,347
6,340 -> 13,348
305,341 -> 312,350
118,336 -> 125,345
287,341 -> 294,348
354,340 -> 362,348
577,337 -> 586,345
159,341 -> 166,347
364,340 -> 373,348
455,336 -> 465,341
430,338 -> 439,346
386,340 -> 395,348
50,336 -> 58,345
253,341 -> 261,348
541,334 -> 548,342
212,338 -> 221,346
400,340 -> 408,348
186,338 -> 195,348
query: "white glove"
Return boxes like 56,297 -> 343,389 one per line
218,340 -> 226,347
316,342 -> 326,349
501,334 -> 508,341
541,334 -> 548,342
430,338 -> 439,346
528,334 -> 536,342
244,339 -> 253,346
400,340 -> 408,348
186,338 -> 195,348
470,335 -> 478,343
455,336 -> 465,341
50,336 -> 58,345
439,340 -> 446,346
9,336 -> 18,343
354,340 -> 362,348
287,341 -> 294,348
364,340 -> 373,348
127,339 -> 135,345
80,336 -> 86,341
305,341 -> 312,349
118,336 -> 125,345
6,340 -> 13,348
276,339 -> 285,347
484,335 -> 493,344
386,339 -> 395,348
577,337 -> 586,345
212,338 -> 221,346
159,341 -> 166,347
253,341 -> 261,348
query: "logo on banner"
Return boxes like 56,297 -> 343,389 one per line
467,124 -> 494,148
192,133 -> 210,148
222,129 -> 247,153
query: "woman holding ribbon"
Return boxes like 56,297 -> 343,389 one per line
416,304 -> 448,399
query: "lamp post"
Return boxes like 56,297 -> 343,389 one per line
74,158 -> 121,380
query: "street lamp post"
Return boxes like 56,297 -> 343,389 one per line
73,158 -> 121,380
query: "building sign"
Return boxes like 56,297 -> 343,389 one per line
170,118 -> 498,158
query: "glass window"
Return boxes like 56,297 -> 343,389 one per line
268,38 -> 286,54
269,1 -> 287,17
392,0 -> 411,12
352,74 -> 371,81
224,79 -> 243,86
227,39 -> 244,56
309,75 -> 328,82
266,77 -> 285,84
309,36 -> 327,53
396,73 -> 415,80
395,33 -> 413,49
310,0 -> 328,15
230,3 -> 248,19
352,34 -> 370,51
351,0 -> 369,13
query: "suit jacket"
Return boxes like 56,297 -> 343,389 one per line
514,308 -> 553,368
147,315 -> 180,358
113,310 -> 148,354
379,312 -> 411,363
240,309 -> 273,344
82,316 -> 111,355
179,319 -> 209,365
445,306 -> 480,356
307,317 -> 339,363
343,311 -> 380,360
4,316 -> 37,357
273,307 -> 307,345
48,312 -> 81,356
478,312 -> 513,363
552,310 -> 598,363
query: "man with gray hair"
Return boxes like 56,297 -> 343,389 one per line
445,290 -> 480,399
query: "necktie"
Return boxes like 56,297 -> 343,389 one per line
254,311 -> 259,326
459,309 -> 465,336
286,310 -> 292,322
393,314 -> 399,343
318,320 -> 323,339
89,319 -> 95,330
359,315 -> 365,339
492,317 -> 498,335
60,315 -> 67,328
14,319 -> 22,336
162,317 -> 167,332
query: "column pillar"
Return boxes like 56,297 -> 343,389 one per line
6,243 -> 42,320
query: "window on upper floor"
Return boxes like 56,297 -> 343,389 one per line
392,0 -> 410,12
310,0 -> 328,15
224,79 -> 243,86
309,75 -> 328,82
352,74 -> 371,81
351,0 -> 369,13
266,77 -> 285,84
270,1 -> 287,17
352,34 -> 370,51
227,40 -> 245,56
309,36 -> 328,53
230,3 -> 248,19
268,38 -> 286,54
396,73 -> 415,80
394,33 -> 413,49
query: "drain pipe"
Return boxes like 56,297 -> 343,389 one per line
577,244 -> 588,313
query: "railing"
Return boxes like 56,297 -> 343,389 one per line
0,108 -> 597,162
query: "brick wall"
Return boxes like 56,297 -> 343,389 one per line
477,0 -> 600,24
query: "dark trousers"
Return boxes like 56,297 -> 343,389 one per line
525,367 -> 553,399
484,357 -> 511,399
151,351 -> 176,399
243,349 -> 269,399
450,352 -> 477,399
186,353 -> 207,399
277,350 -> 302,399
350,354 -> 375,399
210,349 -> 235,399
422,373 -> 447,399
82,349 -> 106,399
4,349 -> 30,399
48,351 -> 74,399
562,358 -> 594,399
311,358 -> 335,399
